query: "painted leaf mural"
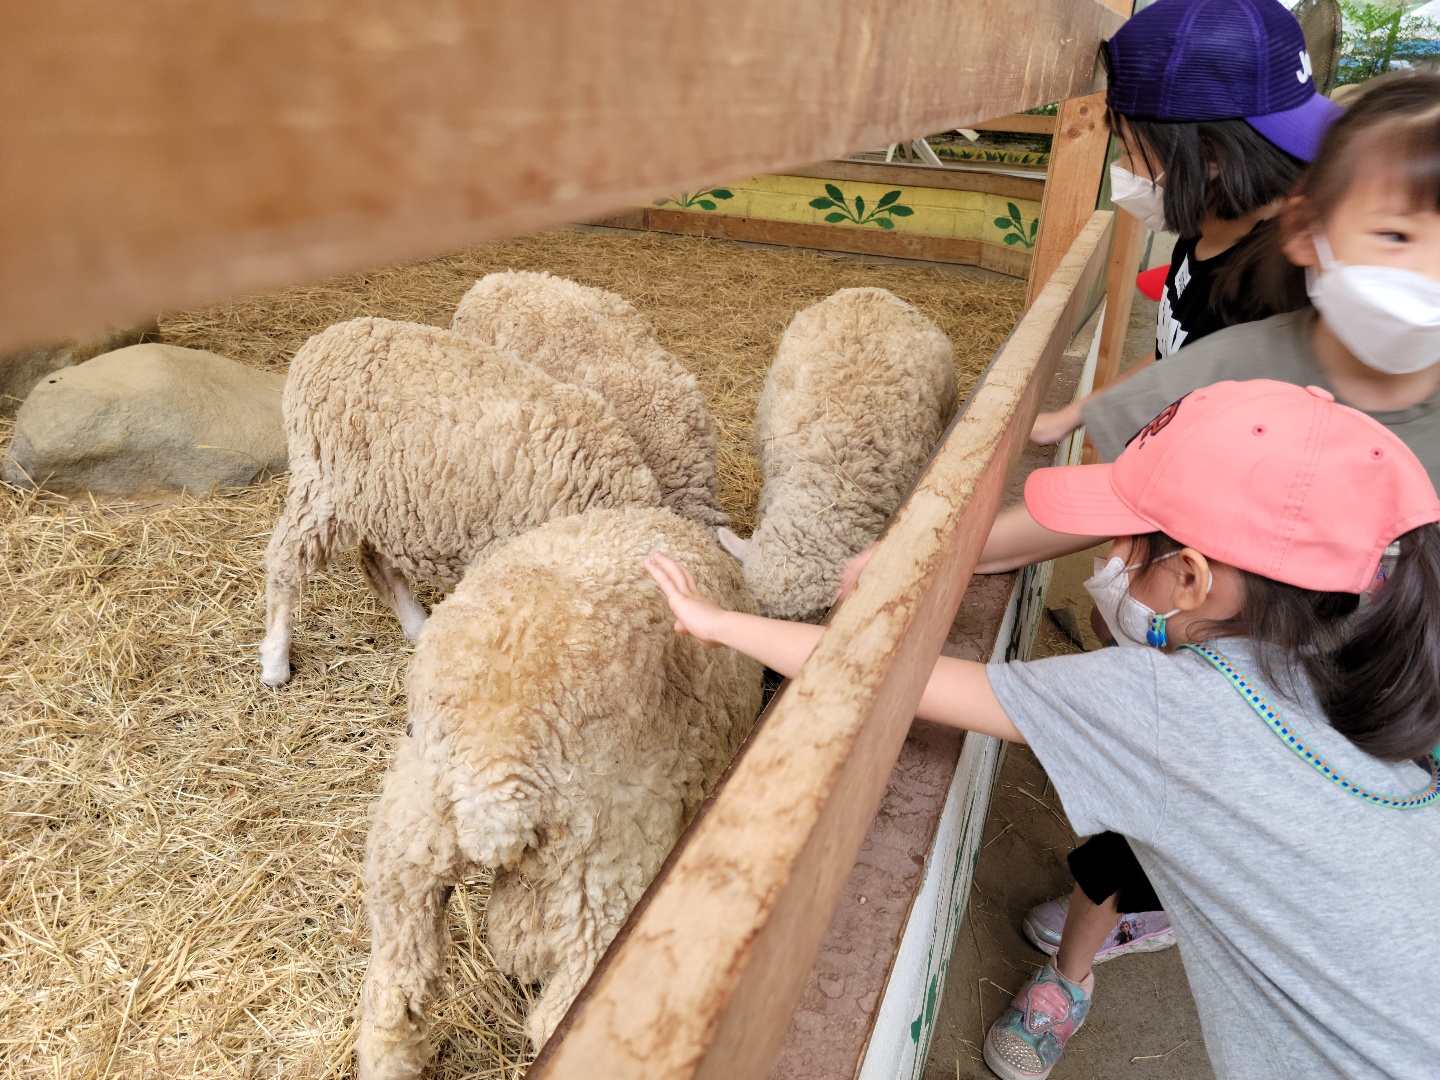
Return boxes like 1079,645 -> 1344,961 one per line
806,184 -> 914,228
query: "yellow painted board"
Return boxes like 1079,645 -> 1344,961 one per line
651,174 -> 1040,249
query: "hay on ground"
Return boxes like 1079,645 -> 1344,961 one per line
1,229 -> 1023,1078
161,227 -> 1024,535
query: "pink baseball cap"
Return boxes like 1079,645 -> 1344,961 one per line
1025,380 -> 1440,594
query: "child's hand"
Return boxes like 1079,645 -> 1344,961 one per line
644,553 -> 732,647
834,544 -> 876,603
1030,402 -> 1082,445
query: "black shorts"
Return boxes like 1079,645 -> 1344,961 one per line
1067,831 -> 1162,914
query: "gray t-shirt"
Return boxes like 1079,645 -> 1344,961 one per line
988,641 -> 1440,1080
1082,311 -> 1440,485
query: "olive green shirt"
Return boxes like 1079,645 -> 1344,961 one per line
1081,310 -> 1440,487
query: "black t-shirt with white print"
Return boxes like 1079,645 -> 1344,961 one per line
1155,233 -> 1243,359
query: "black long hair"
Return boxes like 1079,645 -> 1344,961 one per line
1129,525 -> 1440,764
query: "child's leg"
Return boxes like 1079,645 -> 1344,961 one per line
1054,884 -> 1122,983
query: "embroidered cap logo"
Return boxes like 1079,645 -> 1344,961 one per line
1297,50 -> 1312,84
1128,396 -> 1187,450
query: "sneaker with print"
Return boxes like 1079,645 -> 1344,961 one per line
1022,895 -> 1176,962
983,963 -> 1094,1080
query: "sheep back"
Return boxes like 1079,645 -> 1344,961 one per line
451,270 -> 728,527
406,506 -> 762,1003
748,288 -> 958,621
284,317 -> 662,591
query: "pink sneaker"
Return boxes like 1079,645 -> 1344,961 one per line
1022,895 -> 1175,962
984,962 -> 1093,1080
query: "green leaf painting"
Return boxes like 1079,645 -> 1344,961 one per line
808,185 -> 915,229
653,187 -> 736,211
993,204 -> 1039,249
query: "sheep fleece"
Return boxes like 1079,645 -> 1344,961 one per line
280,317 -> 661,592
357,507 -> 763,1073
748,287 -> 958,621
452,270 -> 728,526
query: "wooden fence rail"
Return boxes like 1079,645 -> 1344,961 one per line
0,0 -> 1122,351
531,211 -> 1115,1080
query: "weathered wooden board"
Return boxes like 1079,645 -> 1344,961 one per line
969,113 -> 1060,135
1,0 -> 1122,349
530,211 -> 1114,1080
769,345 -> 1089,1080
1024,93 -> 1112,307
794,161 -> 1046,202
591,208 -> 1033,277
1095,208 -> 1149,388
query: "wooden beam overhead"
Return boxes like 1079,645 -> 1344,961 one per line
0,0 -> 1122,350
529,211 -> 1115,1080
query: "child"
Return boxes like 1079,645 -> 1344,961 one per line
1030,0 -> 1333,445
646,380 -> 1440,1080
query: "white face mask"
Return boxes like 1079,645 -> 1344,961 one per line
1083,553 -> 1210,649
1109,163 -> 1168,233
1306,232 -> 1440,375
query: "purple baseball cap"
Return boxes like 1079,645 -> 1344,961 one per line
1106,0 -> 1342,161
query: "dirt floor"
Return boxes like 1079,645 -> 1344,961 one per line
924,237 -> 1215,1080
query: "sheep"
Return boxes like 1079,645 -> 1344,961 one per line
451,270 -> 729,527
258,318 -> 662,687
355,506 -> 763,1076
719,288 -> 958,622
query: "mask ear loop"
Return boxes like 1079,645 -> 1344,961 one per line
1142,555 -> 1214,649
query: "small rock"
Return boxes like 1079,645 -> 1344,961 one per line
3,343 -> 288,497
0,322 -> 158,417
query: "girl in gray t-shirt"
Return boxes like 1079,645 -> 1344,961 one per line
645,380 -> 1440,1080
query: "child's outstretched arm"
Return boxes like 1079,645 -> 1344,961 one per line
835,505 -> 1105,601
645,554 -> 1024,743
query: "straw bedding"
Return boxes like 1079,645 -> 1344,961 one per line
0,228 -> 1022,1078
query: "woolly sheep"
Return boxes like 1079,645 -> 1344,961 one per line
259,318 -> 661,687
355,507 -> 763,1075
451,270 -> 729,527
719,288 -> 958,622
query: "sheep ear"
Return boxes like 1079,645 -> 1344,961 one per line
716,526 -> 748,561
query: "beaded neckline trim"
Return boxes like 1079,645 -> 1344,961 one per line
1184,644 -> 1440,810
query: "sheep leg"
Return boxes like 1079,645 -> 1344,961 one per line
525,946 -> 604,1052
259,466 -> 342,686
359,543 -> 429,641
357,736 -> 461,1080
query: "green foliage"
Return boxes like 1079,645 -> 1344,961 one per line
807,184 -> 914,228
993,202 -> 1039,249
653,187 -> 736,211
935,146 -> 1049,165
1337,1 -> 1440,86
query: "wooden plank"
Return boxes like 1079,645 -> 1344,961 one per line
529,211 -> 1114,1080
1023,93 -> 1112,307
1094,209 -> 1148,390
615,208 -> 1032,277
969,113 -> 1059,135
792,161 -> 1047,201
0,0 -> 1122,350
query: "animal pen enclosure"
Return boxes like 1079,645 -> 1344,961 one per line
0,1 -> 1141,1078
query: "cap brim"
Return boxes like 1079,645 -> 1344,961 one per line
1245,92 -> 1343,162
1024,464 -> 1157,538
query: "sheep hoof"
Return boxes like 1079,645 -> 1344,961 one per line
399,611 -> 428,642
259,651 -> 291,687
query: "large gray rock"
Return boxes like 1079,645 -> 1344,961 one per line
3,344 -> 288,497
0,322 -> 159,416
